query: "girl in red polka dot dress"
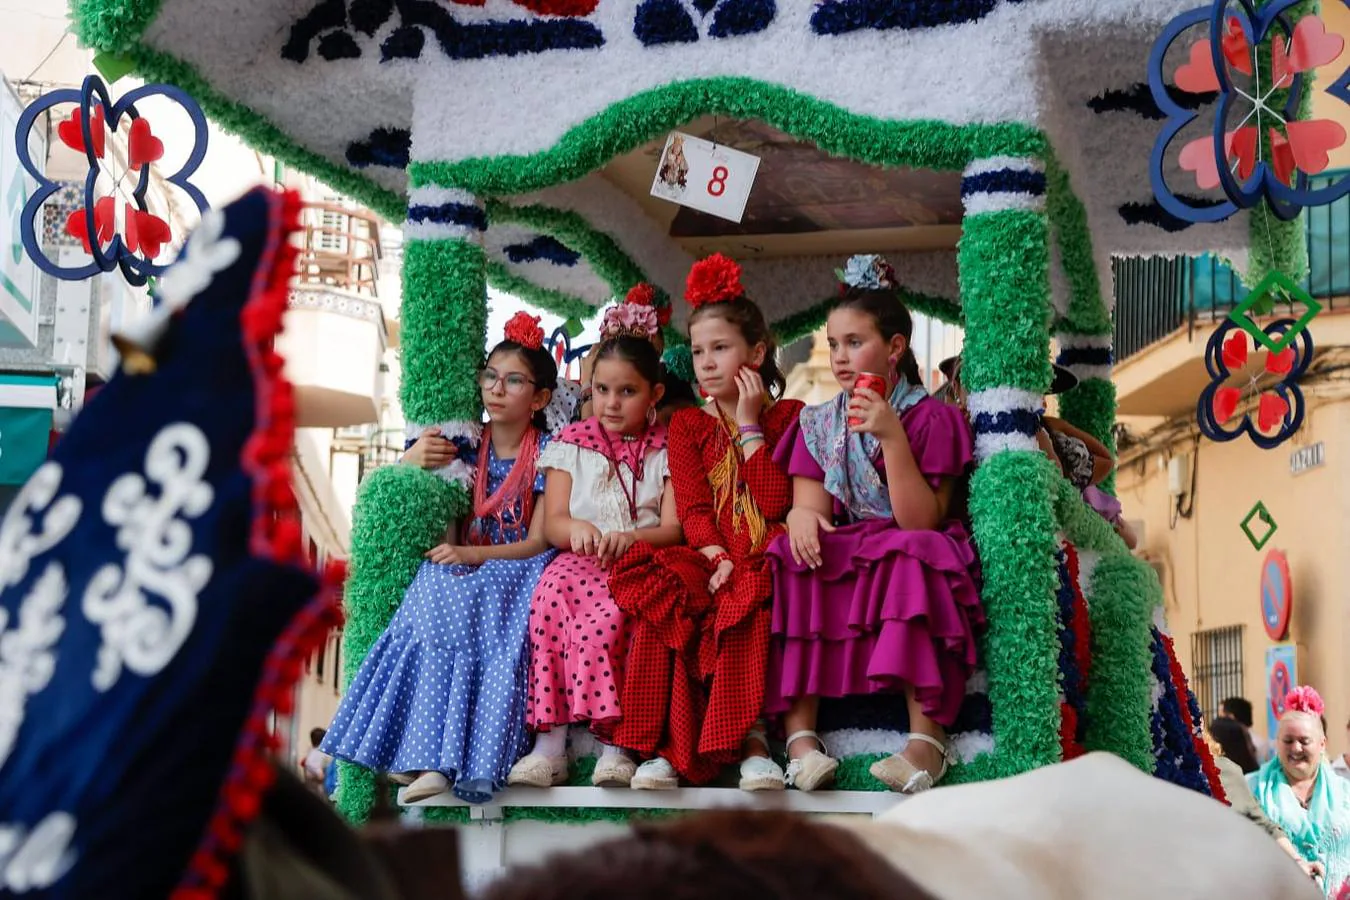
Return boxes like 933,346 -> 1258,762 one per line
609,255 -> 802,792
507,296 -> 682,789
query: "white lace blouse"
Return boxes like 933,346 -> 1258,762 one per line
536,441 -> 669,534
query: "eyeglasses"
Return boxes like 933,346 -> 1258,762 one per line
479,367 -> 536,395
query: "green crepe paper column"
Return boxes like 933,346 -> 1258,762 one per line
1248,0 -> 1317,286
1045,158 -> 1118,490
400,238 -> 490,427
337,464 -> 463,823
958,204 -> 1065,777
1052,478 -> 1156,771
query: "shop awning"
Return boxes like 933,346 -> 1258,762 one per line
0,374 -> 56,485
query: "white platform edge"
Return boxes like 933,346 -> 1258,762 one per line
400,785 -> 902,818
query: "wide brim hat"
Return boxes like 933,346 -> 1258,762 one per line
938,356 -> 1079,395
0,187 -> 344,899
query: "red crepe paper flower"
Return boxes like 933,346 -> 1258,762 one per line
503,311 -> 545,350
685,253 -> 745,308
1284,684 -> 1326,716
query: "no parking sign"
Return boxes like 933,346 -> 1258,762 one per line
1265,644 -> 1298,740
1260,549 -> 1292,641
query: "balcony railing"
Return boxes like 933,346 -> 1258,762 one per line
1113,170 -> 1350,363
295,200 -> 383,298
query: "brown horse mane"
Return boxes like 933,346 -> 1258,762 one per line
479,809 -> 938,900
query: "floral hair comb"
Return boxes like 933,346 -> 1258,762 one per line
836,254 -> 897,293
503,311 -> 545,350
626,282 -> 672,326
600,301 -> 660,341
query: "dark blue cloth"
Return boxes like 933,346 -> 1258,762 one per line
0,188 -> 324,899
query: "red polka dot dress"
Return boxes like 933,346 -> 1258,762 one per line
610,400 -> 802,782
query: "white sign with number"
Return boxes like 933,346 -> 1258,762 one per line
650,131 -> 759,224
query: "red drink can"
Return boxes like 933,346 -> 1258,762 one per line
848,372 -> 888,427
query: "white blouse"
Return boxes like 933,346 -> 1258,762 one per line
537,441 -> 669,534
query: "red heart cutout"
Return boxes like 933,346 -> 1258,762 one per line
1266,347 -> 1294,375
1179,136 -> 1221,190
1288,15 -> 1344,74
1179,129 -> 1257,190
1273,33 -> 1291,86
1222,332 -> 1248,369
65,197 -> 117,253
132,210 -> 172,259
1284,119 -> 1346,177
127,117 -> 165,170
1229,127 -> 1258,180
1257,393 -> 1289,432
56,106 -> 106,159
1213,387 -> 1241,424
1175,39 -> 1221,93
1222,17 -> 1253,75
1270,128 -> 1296,186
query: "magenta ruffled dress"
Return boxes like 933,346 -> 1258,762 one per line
764,397 -> 983,728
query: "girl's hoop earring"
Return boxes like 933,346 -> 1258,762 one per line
647,405 -> 657,426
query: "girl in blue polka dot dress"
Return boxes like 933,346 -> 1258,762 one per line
321,313 -> 561,804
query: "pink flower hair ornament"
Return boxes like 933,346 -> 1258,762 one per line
1284,685 -> 1326,717
600,302 -> 660,341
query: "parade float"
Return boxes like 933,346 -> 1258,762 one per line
10,0 -> 1344,886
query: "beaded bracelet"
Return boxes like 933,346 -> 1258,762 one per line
711,551 -> 733,568
738,434 -> 765,448
737,424 -> 763,435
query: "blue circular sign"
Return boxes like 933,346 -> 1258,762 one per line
1260,550 -> 1292,641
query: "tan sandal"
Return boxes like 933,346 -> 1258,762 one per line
591,753 -> 637,787
869,732 -> 952,794
401,771 -> 449,803
506,754 -> 568,788
783,730 -> 838,792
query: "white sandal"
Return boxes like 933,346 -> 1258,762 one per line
783,730 -> 838,792
739,729 -> 786,792
631,757 -> 679,791
869,732 -> 952,794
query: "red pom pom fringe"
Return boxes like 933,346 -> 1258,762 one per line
1159,631 -> 1227,803
171,189 -> 347,900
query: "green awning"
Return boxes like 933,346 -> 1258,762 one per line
0,405 -> 51,485
0,374 -> 56,486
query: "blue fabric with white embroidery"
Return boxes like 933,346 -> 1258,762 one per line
322,437 -> 558,803
0,187 -> 321,899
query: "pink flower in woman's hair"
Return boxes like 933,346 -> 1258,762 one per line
1285,685 -> 1326,717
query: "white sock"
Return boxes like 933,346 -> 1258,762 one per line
532,728 -> 567,758
597,741 -> 626,759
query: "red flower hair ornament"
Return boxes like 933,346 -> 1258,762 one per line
1284,685 -> 1326,718
626,282 -> 671,326
685,253 -> 745,308
504,311 -> 545,350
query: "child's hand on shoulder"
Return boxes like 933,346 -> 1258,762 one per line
847,388 -> 903,443
596,530 -> 636,568
569,521 -> 602,556
425,543 -> 483,566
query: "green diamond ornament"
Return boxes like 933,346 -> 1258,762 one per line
1229,271 -> 1322,354
1240,501 -> 1278,551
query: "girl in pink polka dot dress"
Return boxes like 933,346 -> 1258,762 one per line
508,297 -> 682,789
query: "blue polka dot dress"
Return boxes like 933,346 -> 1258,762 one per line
321,434 -> 557,803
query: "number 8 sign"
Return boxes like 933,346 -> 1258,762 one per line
651,131 -> 760,224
